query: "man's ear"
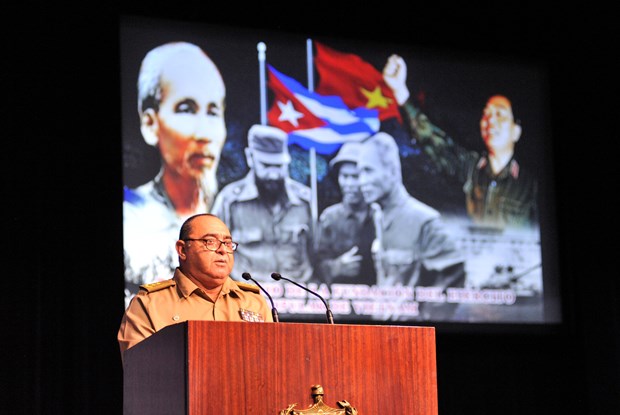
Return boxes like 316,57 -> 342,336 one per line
244,148 -> 254,169
175,240 -> 187,260
512,123 -> 522,143
140,108 -> 159,147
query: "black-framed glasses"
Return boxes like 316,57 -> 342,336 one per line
184,237 -> 238,252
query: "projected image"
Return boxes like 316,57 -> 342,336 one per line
121,16 -> 559,324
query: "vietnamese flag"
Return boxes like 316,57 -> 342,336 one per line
314,42 -> 402,123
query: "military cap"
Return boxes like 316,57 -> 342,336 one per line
329,141 -> 362,168
248,124 -> 291,164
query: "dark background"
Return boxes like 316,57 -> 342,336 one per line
7,3 -> 618,414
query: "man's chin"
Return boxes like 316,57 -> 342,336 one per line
361,192 -> 377,204
211,271 -> 231,281
259,180 -> 285,194
343,194 -> 364,205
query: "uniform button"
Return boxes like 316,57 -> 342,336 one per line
172,315 -> 180,321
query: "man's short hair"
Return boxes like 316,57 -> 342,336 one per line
137,42 -> 208,115
363,132 -> 402,180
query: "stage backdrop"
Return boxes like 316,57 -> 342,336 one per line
120,15 -> 561,328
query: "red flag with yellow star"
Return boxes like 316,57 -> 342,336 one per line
314,42 -> 402,123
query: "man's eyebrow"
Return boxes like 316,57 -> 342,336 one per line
200,233 -> 232,240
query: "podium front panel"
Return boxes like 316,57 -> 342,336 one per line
124,321 -> 437,414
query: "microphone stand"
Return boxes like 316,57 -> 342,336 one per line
271,272 -> 334,324
242,272 -> 279,322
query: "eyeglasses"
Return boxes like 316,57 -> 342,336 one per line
184,237 -> 238,252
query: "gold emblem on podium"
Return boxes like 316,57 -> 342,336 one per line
278,384 -> 358,415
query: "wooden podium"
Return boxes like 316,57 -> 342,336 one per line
123,321 -> 438,414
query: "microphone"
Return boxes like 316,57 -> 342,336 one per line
271,272 -> 334,324
242,272 -> 279,323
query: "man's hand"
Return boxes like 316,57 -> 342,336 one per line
333,246 -> 363,278
383,54 -> 410,106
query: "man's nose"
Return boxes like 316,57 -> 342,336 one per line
194,123 -> 213,142
194,116 -> 224,142
265,170 -> 282,180
342,177 -> 358,187
358,174 -> 368,186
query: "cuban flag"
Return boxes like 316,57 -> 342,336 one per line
267,65 -> 379,155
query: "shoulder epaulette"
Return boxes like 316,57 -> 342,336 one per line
139,279 -> 175,293
235,280 -> 260,294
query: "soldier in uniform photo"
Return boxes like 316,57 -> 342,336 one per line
382,54 -> 537,229
358,132 -> 466,321
211,124 -> 314,283
315,141 -> 376,286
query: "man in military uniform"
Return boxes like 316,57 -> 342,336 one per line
118,214 -> 273,358
211,124 -> 313,283
123,42 -> 228,307
358,132 -> 466,321
382,55 -> 537,229
315,142 -> 376,286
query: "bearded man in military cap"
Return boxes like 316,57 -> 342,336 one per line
211,124 -> 313,283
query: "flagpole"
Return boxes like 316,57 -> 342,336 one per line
257,42 -> 267,125
306,38 -> 315,91
306,38 -> 319,250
